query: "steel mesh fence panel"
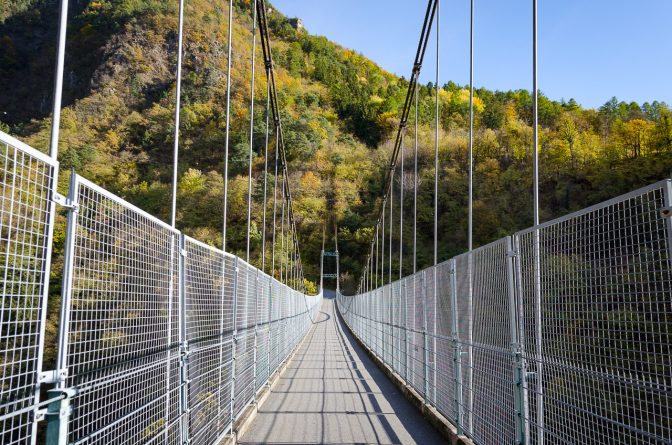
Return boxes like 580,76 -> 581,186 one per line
517,180 -> 672,445
269,280 -> 281,375
0,132 -> 320,445
59,176 -> 182,445
411,272 -> 426,398
256,274 -> 271,392
183,237 -> 234,443
233,329 -> 255,418
391,281 -> 404,377
434,260 -> 456,423
455,252 -> 473,434
461,239 -> 517,444
255,326 -> 269,392
0,132 -> 57,445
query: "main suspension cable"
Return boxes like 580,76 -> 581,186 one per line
256,0 -> 307,291
358,0 -> 438,293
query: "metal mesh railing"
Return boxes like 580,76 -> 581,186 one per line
59,176 -> 183,445
338,179 -> 672,445
3,139 -> 322,445
53,174 -> 322,445
0,131 -> 58,445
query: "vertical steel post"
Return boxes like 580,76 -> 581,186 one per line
47,174 -> 80,445
267,277 -> 272,387
432,268 -> 438,405
252,269 -> 259,402
507,237 -> 526,445
45,388 -> 78,445
664,180 -> 672,267
46,173 -> 79,445
55,171 -> 79,389
217,250 -> 228,423
450,259 -> 464,433
178,235 -> 189,444
422,270 -> 429,403
514,235 -> 531,442
229,257 -> 240,425
402,278 -> 408,381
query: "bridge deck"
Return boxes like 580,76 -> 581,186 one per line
238,294 -> 445,445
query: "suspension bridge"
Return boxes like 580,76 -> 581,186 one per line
1,0 -> 670,444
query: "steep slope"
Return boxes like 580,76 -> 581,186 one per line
1,0 -> 671,291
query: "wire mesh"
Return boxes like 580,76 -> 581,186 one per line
517,181 -> 672,445
59,176 -> 182,445
0,132 -> 57,445
183,237 -> 235,443
337,180 -> 672,445
457,238 -> 517,444
0,132 -> 320,445
434,260 -> 456,423
55,175 -> 321,445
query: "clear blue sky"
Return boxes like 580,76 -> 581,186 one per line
271,0 -> 672,109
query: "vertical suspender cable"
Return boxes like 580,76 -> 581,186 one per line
335,223 -> 340,294
399,131 -> 405,279
433,0 -> 440,266
271,133 -> 279,276
468,0 -> 475,252
467,0 -> 476,431
381,208 -> 386,286
371,225 -> 380,288
246,0 -> 258,262
533,0 -> 540,227
532,1 -> 544,443
280,179 -> 285,283
261,69 -> 271,272
222,0 -> 234,251
320,226 -> 325,291
389,176 -> 393,285
413,81 -> 419,274
375,225 -> 379,288
48,0 -> 70,160
171,0 -> 186,228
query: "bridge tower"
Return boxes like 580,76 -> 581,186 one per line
320,224 -> 340,294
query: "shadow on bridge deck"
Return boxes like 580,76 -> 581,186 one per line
238,292 -> 446,445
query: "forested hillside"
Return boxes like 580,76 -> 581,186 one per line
2,0 -> 671,293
